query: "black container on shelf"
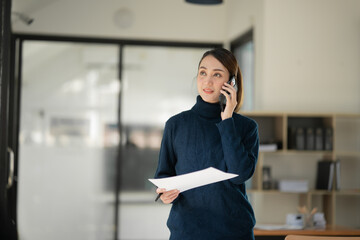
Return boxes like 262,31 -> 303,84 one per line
262,166 -> 272,190
287,119 -> 333,151
287,127 -> 297,149
306,127 -> 315,150
315,127 -> 324,150
324,127 -> 333,151
296,127 -> 305,150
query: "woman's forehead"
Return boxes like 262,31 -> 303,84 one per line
199,55 -> 227,71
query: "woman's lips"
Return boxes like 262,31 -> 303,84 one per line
203,88 -> 214,94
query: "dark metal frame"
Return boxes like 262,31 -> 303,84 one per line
230,28 -> 254,111
12,33 -> 222,49
10,33 -> 222,240
1,0 -> 18,238
230,28 -> 254,53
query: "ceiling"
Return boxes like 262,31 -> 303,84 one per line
11,0 -> 58,14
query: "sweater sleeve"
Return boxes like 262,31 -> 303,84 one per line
216,117 -> 259,185
154,120 -> 177,179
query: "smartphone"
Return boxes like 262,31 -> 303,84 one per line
219,76 -> 238,112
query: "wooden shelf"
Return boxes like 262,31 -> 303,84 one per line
247,190 -> 334,195
335,190 -> 360,196
260,150 -> 333,155
243,111 -> 360,228
309,190 -> 334,195
335,113 -> 360,118
254,225 -> 360,236
334,151 -> 360,158
248,190 -> 306,195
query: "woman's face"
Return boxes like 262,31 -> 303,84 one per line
197,55 -> 230,103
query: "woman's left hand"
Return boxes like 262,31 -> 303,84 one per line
220,82 -> 237,120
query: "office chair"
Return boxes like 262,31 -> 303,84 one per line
285,235 -> 360,240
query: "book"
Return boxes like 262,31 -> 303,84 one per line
335,160 -> 341,190
315,160 -> 334,190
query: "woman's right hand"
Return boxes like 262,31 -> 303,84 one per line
156,188 -> 180,204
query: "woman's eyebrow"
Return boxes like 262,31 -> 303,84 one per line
199,66 -> 225,72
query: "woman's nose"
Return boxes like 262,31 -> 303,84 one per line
204,76 -> 213,85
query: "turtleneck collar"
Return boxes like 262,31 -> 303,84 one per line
191,95 -> 222,121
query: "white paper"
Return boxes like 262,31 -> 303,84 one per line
254,224 -> 303,230
148,167 -> 238,193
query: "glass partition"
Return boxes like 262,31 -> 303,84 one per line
17,40 -> 212,240
232,30 -> 255,111
119,46 -> 209,239
18,41 -> 120,240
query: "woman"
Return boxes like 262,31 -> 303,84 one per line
154,48 -> 259,239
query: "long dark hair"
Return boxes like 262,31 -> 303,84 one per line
199,48 -> 244,112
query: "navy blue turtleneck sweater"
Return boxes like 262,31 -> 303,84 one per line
155,96 -> 259,240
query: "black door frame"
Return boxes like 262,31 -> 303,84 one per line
230,28 -> 253,53
1,0 -> 18,238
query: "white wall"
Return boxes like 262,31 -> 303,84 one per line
226,0 -> 265,110
223,0 -> 360,226
13,0 -> 360,113
226,0 -> 360,113
261,0 -> 360,113
12,0 -> 226,43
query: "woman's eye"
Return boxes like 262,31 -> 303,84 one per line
214,73 -> 222,78
199,71 -> 206,76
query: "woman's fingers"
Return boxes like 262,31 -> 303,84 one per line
156,188 -> 180,204
162,189 -> 179,201
161,189 -> 180,204
156,188 -> 166,194
165,189 -> 180,199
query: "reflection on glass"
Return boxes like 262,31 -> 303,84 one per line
120,125 -> 163,191
120,46 -> 208,192
17,41 -> 212,240
18,41 -> 119,240
119,46 -> 210,239
234,41 -> 254,111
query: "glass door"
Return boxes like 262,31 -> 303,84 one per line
17,41 -> 120,240
119,46 -> 210,239
231,30 -> 255,111
16,40 -> 217,240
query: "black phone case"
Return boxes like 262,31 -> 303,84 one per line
219,76 -> 238,112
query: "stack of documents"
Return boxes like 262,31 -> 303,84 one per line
278,179 -> 309,193
313,212 -> 326,229
259,143 -> 277,152
255,224 -> 303,230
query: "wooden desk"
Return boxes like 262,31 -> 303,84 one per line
254,226 -> 360,240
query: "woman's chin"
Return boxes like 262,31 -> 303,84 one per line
200,94 -> 219,104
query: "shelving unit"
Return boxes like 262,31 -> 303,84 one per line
242,112 -> 360,228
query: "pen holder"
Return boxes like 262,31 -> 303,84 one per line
303,214 -> 314,229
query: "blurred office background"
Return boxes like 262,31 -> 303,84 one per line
5,0 -> 360,239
